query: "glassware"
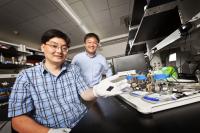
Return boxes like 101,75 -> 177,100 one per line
195,69 -> 200,84
0,53 -> 5,63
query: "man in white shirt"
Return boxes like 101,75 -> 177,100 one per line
72,33 -> 112,87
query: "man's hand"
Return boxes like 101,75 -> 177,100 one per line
48,128 -> 71,133
93,76 -> 131,97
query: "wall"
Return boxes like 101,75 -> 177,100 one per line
68,41 -> 127,60
98,41 -> 127,58
0,31 -> 39,49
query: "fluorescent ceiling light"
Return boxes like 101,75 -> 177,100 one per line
55,0 -> 90,33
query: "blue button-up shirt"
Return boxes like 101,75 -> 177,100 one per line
72,52 -> 112,87
8,62 -> 88,128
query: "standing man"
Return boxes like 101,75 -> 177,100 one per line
8,29 -> 129,133
72,33 -> 112,87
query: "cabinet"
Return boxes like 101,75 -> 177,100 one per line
0,40 -> 33,72
0,40 -> 44,131
26,47 -> 44,65
0,40 -> 44,103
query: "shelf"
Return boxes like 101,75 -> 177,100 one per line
0,74 -> 17,78
151,11 -> 200,54
151,29 -> 181,53
0,88 -> 11,93
0,40 -> 18,47
0,47 -> 18,57
133,1 -> 181,43
0,95 -> 8,101
130,0 -> 146,26
0,63 -> 31,69
26,47 -> 44,63
0,48 -> 32,58
17,50 -> 32,55
0,104 -> 9,121
27,55 -> 44,62
147,0 -> 176,8
128,29 -> 137,41
0,102 -> 8,107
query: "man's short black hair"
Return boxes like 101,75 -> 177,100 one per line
84,33 -> 100,43
41,29 -> 71,48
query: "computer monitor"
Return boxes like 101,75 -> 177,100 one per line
169,53 -> 176,62
112,53 -> 147,73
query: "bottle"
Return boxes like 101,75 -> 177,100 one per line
126,75 -> 133,84
0,53 -> 5,63
11,57 -> 15,64
195,69 -> 200,83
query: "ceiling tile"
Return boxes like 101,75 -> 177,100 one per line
81,16 -> 98,31
28,16 -> 56,30
96,20 -> 113,29
91,10 -> 112,24
112,18 -> 121,27
110,3 -> 130,20
0,12 -> 22,29
15,16 -> 56,35
45,10 -> 70,25
59,22 -> 85,46
23,0 -> 57,14
108,0 -> 131,8
70,1 -> 89,17
0,0 -> 40,21
66,0 -> 80,5
60,21 -> 79,32
0,0 -> 12,7
83,0 -> 108,12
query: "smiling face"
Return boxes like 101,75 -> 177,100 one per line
84,37 -> 99,55
41,37 -> 68,66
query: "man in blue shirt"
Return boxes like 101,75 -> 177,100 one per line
8,29 -> 130,133
72,33 -> 112,87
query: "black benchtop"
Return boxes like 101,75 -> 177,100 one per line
71,97 -> 200,133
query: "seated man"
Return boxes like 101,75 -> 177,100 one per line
8,29 -> 130,133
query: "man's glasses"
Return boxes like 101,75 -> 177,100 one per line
45,41 -> 68,52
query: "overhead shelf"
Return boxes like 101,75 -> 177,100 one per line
130,0 -> 146,26
133,1 -> 181,43
151,11 -> 200,54
147,0 -> 176,8
0,40 -> 32,57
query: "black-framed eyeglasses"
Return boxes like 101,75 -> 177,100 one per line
45,41 -> 68,52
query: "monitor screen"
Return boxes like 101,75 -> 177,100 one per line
113,53 -> 147,73
169,53 -> 176,62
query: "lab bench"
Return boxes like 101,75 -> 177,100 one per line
71,97 -> 200,133
0,104 -> 11,133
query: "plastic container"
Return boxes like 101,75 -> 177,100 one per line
126,75 -> 134,84
153,74 -> 169,80
136,75 -> 147,80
